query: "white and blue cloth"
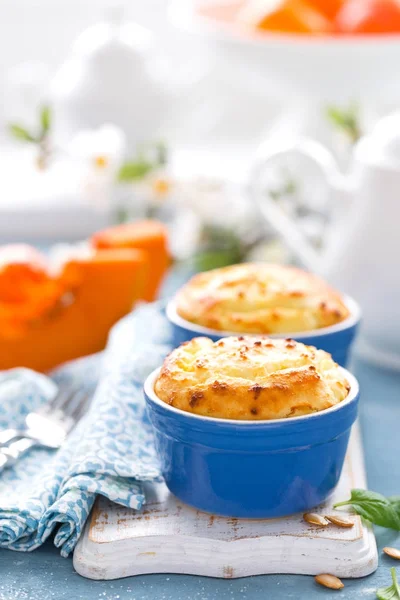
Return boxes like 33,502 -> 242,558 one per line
0,302 -> 172,556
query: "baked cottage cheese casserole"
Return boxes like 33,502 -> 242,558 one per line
154,336 -> 350,421
145,335 -> 359,517
174,263 -> 350,334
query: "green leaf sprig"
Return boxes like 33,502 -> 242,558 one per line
8,105 -> 51,145
117,141 -> 168,183
334,489 -> 400,530
8,124 -> 36,142
8,105 -> 52,169
40,105 -> 51,135
192,224 -> 244,272
269,171 -> 298,201
326,103 -> 362,145
117,158 -> 154,182
377,568 -> 400,600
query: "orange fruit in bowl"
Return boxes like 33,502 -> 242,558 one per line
196,0 -> 247,23
237,0 -> 334,34
336,0 -> 400,34
306,0 -> 344,20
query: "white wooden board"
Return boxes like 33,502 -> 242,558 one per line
74,423 -> 377,580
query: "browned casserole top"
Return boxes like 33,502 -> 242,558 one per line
175,263 -> 349,334
155,336 -> 350,420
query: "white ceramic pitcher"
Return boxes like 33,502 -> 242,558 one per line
250,116 -> 400,369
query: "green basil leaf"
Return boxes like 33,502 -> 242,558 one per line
377,568 -> 400,600
389,496 -> 400,511
8,124 -> 36,142
334,489 -> 400,530
40,105 -> 51,135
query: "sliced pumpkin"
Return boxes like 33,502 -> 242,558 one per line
0,248 -> 148,372
91,220 -> 170,301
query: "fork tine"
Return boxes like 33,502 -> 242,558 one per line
61,391 -> 92,435
58,388 -> 87,418
41,384 -> 75,414
70,391 -> 92,423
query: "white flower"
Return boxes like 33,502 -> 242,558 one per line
66,124 -> 126,209
173,176 -> 261,237
67,124 -> 126,175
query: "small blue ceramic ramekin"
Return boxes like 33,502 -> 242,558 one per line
166,296 -> 361,366
144,367 -> 359,519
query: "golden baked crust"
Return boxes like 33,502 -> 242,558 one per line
154,336 -> 350,420
175,263 -> 349,334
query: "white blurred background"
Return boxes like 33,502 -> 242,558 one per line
0,0 -> 285,242
2,0 -> 400,365
0,0 -> 396,260
0,0 -> 276,149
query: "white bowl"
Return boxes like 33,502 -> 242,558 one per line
170,0 -> 400,101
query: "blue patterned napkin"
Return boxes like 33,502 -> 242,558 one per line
0,302 -> 172,556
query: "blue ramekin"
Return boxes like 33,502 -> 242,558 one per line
144,367 -> 359,519
166,295 -> 361,366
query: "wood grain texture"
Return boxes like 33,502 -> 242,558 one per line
74,422 -> 377,581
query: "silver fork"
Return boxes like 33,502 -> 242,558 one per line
0,384 -> 93,471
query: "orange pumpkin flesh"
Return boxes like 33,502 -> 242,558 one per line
0,248 -> 148,372
0,247 -> 64,337
0,221 -> 170,371
91,220 -> 170,301
0,245 -> 50,304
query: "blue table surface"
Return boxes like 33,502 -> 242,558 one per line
0,357 -> 399,599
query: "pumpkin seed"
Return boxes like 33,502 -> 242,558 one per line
383,547 -> 400,560
303,512 -> 329,527
315,574 -> 344,590
326,514 -> 354,528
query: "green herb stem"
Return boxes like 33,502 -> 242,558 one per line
334,489 -> 400,530
393,568 -> 400,596
333,499 -> 350,508
377,568 -> 400,600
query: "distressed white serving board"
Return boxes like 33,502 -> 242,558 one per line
74,424 -> 377,580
